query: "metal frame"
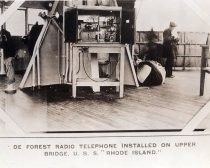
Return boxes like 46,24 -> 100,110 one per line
19,1 -> 60,88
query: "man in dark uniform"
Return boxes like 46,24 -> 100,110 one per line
0,29 -> 16,93
162,21 -> 179,78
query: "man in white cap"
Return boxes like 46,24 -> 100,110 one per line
162,21 -> 179,77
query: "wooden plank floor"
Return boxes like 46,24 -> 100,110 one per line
1,69 -> 210,133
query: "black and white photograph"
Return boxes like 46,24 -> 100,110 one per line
0,0 -> 210,167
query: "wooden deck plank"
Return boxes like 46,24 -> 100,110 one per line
0,70 -> 210,133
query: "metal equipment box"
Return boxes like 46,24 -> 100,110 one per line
64,6 -> 122,44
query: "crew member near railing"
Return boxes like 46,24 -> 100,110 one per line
162,21 -> 179,78
0,29 -> 16,93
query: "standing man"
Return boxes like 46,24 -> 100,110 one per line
162,21 -> 179,78
0,29 -> 16,93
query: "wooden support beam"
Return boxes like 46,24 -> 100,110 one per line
200,70 -> 206,96
200,45 -> 209,96
125,44 -> 139,87
72,47 -> 77,98
25,8 -> 28,35
69,43 -> 73,82
64,43 -> 69,83
32,57 -> 36,87
58,29 -> 61,83
52,18 -> 63,34
119,46 -> 125,98
91,53 -> 100,92
37,50 -> 41,87
19,20 -> 50,88
49,0 -> 59,16
39,20 -> 52,46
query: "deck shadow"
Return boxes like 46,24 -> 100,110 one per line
20,85 -> 119,103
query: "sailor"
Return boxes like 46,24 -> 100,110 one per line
162,21 -> 179,78
0,29 -> 16,94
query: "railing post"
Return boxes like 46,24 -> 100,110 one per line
183,32 -> 186,70
201,45 -> 209,65
200,45 -> 209,96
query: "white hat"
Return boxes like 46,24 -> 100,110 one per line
170,21 -> 177,27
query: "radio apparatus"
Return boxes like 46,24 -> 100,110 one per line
64,6 -> 122,43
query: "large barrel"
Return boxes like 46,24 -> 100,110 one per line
137,61 -> 166,86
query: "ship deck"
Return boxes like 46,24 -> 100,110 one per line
0,69 -> 210,134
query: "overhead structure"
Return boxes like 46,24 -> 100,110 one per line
16,0 -> 137,98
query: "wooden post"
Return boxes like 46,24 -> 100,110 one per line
119,46 -> 125,98
69,43 -> 73,82
91,53 -> 100,92
64,43 -> 69,83
49,0 -> 60,16
25,8 -> 28,35
37,50 -> 40,87
72,46 -> 77,98
32,57 -> 36,88
58,29 -> 61,83
125,44 -> 139,87
200,45 -> 209,96
183,32 -> 186,70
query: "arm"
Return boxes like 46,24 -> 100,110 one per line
163,29 -> 173,43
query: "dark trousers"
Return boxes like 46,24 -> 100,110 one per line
165,58 -> 174,77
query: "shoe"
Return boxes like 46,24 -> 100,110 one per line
5,83 -> 16,94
